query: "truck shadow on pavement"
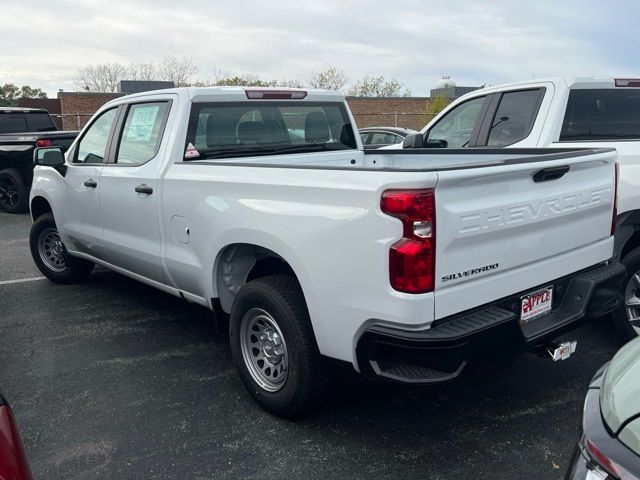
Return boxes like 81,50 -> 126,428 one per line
3,267 -> 627,480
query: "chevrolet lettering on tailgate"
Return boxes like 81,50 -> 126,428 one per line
459,187 -> 612,234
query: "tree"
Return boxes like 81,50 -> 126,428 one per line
274,79 -> 306,88
128,63 -> 156,81
426,93 -> 450,114
212,74 -> 276,87
308,67 -> 347,90
347,75 -> 410,97
72,62 -> 127,92
0,83 -> 47,106
157,57 -> 197,87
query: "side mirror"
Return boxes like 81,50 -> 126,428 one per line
34,147 -> 65,166
402,133 -> 425,149
425,138 -> 448,148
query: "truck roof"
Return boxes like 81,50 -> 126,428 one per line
456,76 -> 637,102
103,86 -> 346,107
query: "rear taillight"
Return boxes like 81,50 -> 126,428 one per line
381,189 -> 435,294
36,139 -> 52,148
584,436 -> 638,480
612,162 -> 619,236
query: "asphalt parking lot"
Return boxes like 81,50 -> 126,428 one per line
0,210 -> 629,480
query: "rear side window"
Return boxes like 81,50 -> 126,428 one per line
185,101 -> 356,160
0,115 -> 28,133
116,102 -> 170,165
560,89 -> 640,141
26,113 -> 56,132
486,89 -> 543,147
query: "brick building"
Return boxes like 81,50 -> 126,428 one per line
346,96 -> 435,131
57,92 -> 122,130
18,92 -> 121,131
20,90 -> 443,133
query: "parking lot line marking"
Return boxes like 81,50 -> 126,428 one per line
0,276 -> 46,286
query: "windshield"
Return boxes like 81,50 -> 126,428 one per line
184,101 -> 357,160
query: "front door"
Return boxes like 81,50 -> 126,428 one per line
56,107 -> 119,259
98,100 -> 172,284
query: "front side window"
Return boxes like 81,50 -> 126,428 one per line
487,89 -> 542,147
116,102 -> 170,165
185,101 -> 357,160
426,96 -> 486,148
560,89 -> 640,141
75,108 -> 118,164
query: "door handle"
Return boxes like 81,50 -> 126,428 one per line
83,179 -> 97,188
533,165 -> 570,182
135,184 -> 153,195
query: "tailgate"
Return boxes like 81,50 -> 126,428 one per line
434,148 -> 617,319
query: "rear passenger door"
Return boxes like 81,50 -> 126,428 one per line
98,98 -> 173,284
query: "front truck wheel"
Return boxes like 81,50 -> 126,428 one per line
613,246 -> 640,338
229,275 -> 326,418
29,213 -> 94,284
0,168 -> 28,213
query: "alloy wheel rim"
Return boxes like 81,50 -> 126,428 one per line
239,307 -> 289,392
624,271 -> 640,335
0,177 -> 17,208
37,227 -> 67,273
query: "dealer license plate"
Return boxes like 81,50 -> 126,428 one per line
520,286 -> 553,325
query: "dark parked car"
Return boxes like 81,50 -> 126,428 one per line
567,337 -> 640,479
0,388 -> 32,480
358,127 -> 417,149
0,107 -> 77,213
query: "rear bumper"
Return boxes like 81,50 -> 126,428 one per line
355,262 -> 626,384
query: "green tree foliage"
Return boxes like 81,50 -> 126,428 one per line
0,83 -> 47,106
426,93 -> 450,114
308,67 -> 348,90
347,76 -> 411,97
213,74 -> 276,87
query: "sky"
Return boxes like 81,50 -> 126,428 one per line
1,0 -> 639,97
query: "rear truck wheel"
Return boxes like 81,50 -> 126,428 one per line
0,168 -> 28,213
29,213 -> 94,284
613,247 -> 640,338
229,275 -> 326,418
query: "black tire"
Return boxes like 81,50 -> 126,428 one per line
0,168 -> 28,213
612,247 -> 640,339
29,213 -> 94,284
229,275 -> 326,418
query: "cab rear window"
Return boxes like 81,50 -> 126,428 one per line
560,89 -> 640,141
184,101 -> 356,160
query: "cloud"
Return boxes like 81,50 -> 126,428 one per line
0,0 -> 638,96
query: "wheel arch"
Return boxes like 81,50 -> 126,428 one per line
614,210 -> 640,260
213,242 -> 306,314
30,196 -> 53,221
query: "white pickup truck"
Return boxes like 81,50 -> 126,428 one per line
402,77 -> 640,338
28,87 -> 624,417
